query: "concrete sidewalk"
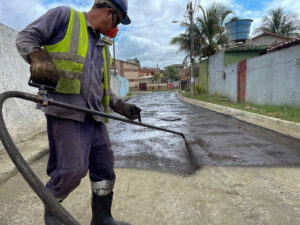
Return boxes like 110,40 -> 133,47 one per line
0,132 -> 49,184
177,92 -> 300,140
1,162 -> 300,225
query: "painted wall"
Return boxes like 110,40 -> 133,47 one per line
0,23 -> 46,145
110,74 -> 120,97
208,45 -> 300,107
224,63 -> 239,102
209,51 -> 225,96
199,59 -> 209,92
246,45 -> 300,106
117,75 -> 129,98
224,50 -> 262,66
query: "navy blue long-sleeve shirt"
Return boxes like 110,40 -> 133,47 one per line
16,6 -> 120,123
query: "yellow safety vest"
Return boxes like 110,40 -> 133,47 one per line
44,8 -> 111,122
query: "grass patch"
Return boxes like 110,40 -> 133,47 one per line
183,92 -> 300,123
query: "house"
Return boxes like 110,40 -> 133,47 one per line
251,32 -> 295,47
139,67 -> 164,83
138,76 -> 154,84
222,32 -> 296,67
112,59 -> 140,90
139,67 -> 162,77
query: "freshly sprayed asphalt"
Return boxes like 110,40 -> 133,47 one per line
0,91 -> 300,225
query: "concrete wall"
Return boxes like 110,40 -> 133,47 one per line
199,59 -> 209,92
209,51 -> 225,96
117,75 -> 129,98
208,45 -> 300,106
224,63 -> 239,102
224,50 -> 262,66
110,74 -> 120,97
246,45 -> 300,106
209,52 -> 238,101
145,83 -> 168,91
0,23 -> 46,145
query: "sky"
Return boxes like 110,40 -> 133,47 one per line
1,0 -> 300,68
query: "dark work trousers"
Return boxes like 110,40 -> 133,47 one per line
45,114 -> 116,200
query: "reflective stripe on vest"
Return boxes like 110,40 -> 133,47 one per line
44,8 -> 88,94
102,46 -> 112,123
43,7 -> 111,122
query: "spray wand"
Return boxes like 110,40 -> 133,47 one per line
0,89 -> 191,225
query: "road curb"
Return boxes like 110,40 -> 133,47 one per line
177,92 -> 300,140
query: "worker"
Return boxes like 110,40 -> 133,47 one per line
16,0 -> 140,224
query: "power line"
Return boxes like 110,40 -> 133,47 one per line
194,0 -> 201,20
120,9 -> 187,33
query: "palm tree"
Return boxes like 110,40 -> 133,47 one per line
197,3 -> 232,57
170,3 -> 233,59
256,7 -> 300,36
170,22 -> 203,63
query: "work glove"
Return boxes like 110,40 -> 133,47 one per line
29,49 -> 59,88
111,100 -> 142,122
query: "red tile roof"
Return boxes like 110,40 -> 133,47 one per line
266,38 -> 300,53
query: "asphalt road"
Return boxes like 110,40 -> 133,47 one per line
111,91 -> 300,172
0,91 -> 299,225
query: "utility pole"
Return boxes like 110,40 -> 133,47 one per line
188,1 -> 195,96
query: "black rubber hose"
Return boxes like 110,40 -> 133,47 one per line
0,91 -> 81,225
0,91 -> 189,225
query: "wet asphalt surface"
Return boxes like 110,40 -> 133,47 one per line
108,91 -> 300,175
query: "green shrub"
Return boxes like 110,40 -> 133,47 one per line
195,85 -> 206,94
184,87 -> 191,92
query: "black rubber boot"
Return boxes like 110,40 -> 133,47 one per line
91,192 -> 131,225
44,208 -> 63,225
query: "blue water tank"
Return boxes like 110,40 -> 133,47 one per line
225,19 -> 253,42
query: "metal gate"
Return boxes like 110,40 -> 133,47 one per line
238,60 -> 247,103
139,83 -> 147,91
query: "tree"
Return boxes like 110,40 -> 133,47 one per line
256,7 -> 300,36
164,66 -> 179,81
170,3 -> 233,60
197,3 -> 233,57
170,22 -> 203,63
152,72 -> 161,84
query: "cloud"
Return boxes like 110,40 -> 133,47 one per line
0,0 -> 47,31
115,0 -> 190,67
1,0 -> 300,68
